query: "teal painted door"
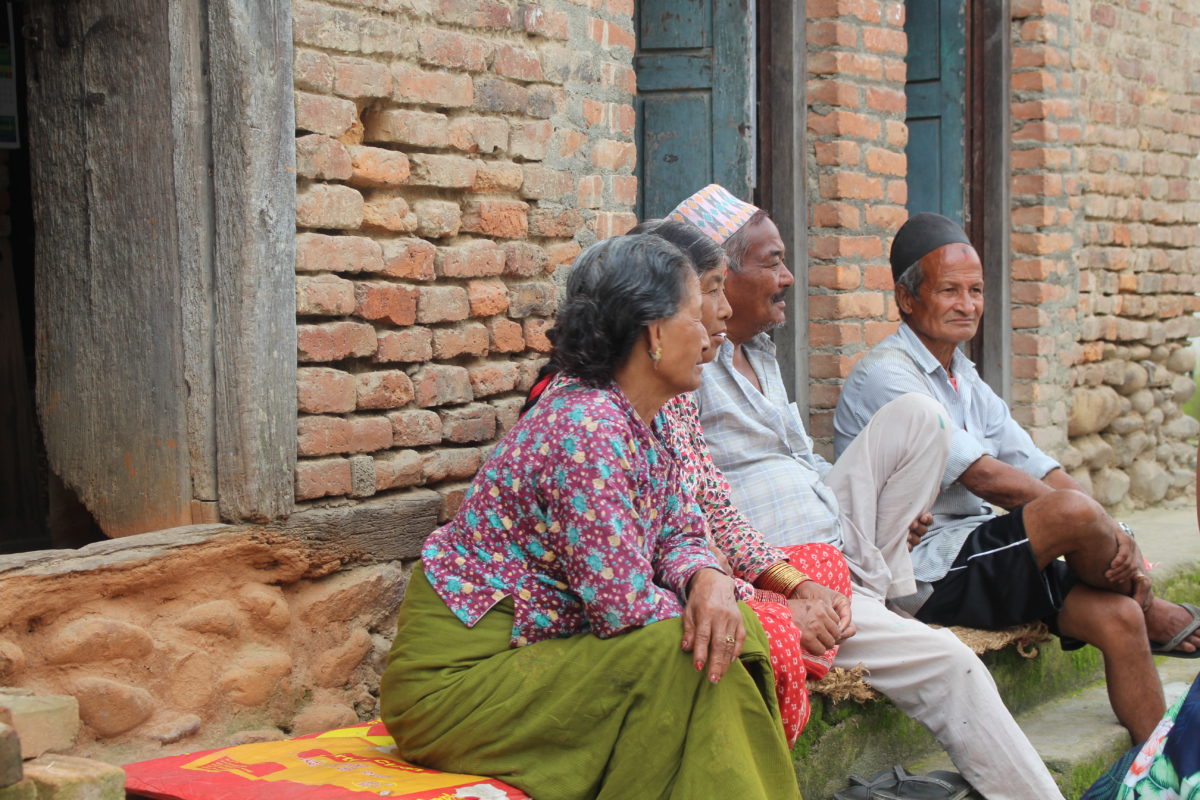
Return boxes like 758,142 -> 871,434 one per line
634,0 -> 755,219
904,0 -> 966,225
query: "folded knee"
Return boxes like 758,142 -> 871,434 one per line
879,393 -> 950,439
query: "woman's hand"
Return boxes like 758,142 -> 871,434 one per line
787,581 -> 855,653
681,568 -> 745,683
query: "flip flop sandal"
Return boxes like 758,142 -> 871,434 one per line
1150,602 -> 1200,658
834,767 -> 971,800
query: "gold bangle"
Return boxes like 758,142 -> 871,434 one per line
756,562 -> 810,597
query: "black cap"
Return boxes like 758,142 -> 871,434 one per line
890,212 -> 972,281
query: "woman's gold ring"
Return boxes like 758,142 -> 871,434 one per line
723,635 -> 736,645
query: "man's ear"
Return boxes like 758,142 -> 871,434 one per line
895,285 -> 916,316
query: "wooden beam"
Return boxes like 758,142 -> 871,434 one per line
207,0 -> 297,523
762,0 -> 808,410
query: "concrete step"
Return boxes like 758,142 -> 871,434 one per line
799,505 -> 1200,800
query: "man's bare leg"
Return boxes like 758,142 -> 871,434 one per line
1056,583 -> 1164,742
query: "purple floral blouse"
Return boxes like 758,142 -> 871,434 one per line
421,380 -> 719,647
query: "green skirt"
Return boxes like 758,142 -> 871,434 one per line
381,567 -> 802,800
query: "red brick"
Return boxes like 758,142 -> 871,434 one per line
808,292 -> 886,320
808,322 -> 862,347
418,28 -> 493,71
808,109 -> 883,139
814,141 -> 862,166
812,202 -> 861,228
333,56 -> 392,98
298,321 -> 377,362
1010,258 -> 1055,281
433,323 -> 490,359
885,180 -> 907,205
808,79 -> 861,108
437,240 -> 505,279
417,286 -> 470,324
392,63 -> 474,107
355,370 -> 415,410
862,204 -> 905,231
296,458 -> 352,501
819,173 -> 884,201
611,175 -> 638,206
440,404 -> 498,443
866,147 -> 906,176
521,166 -> 575,200
865,320 -> 899,344
606,0 -> 633,15
558,129 -> 588,159
592,212 -> 638,239
1011,173 -> 1062,197
494,45 -> 544,82
473,77 -> 529,114
811,236 -> 882,260
380,238 -> 436,280
508,282 -> 558,317
521,4 -> 569,39
294,49 -> 334,93
524,318 -> 553,352
461,199 -> 530,239
435,0 -> 514,29
468,279 -> 511,317
1011,232 -> 1073,256
863,264 -> 896,290
809,353 -> 861,379
374,450 -> 425,492
516,358 -> 550,392
884,120 -> 908,147
362,192 -> 418,233
349,415 -> 393,452
468,361 -> 521,397
364,109 -> 449,148
1011,356 -> 1048,379
298,367 -> 357,414
1011,147 -> 1070,171
488,318 -> 525,352
1012,281 -> 1067,304
577,175 -> 602,208
807,0 -> 883,23
808,20 -> 859,47
863,27 -> 906,55
808,51 -> 883,80
810,383 -> 842,410
546,242 -> 582,271
389,409 -> 443,446
296,135 -> 353,180
346,147 -> 410,191
299,416 -> 352,456
296,233 -> 383,274
587,18 -> 635,53
296,183 -> 364,230
422,448 -> 483,483
413,199 -> 463,238
808,264 -> 863,290
591,139 -> 637,171
1012,332 -> 1056,356
413,365 -> 474,407
448,117 -> 509,154
355,282 -> 418,326
527,86 -> 566,118
472,162 -> 524,193
407,153 -> 477,188
297,274 -> 356,316
295,91 -> 358,138
501,242 -> 549,277
1091,4 -> 1117,27
375,328 -> 434,363
493,397 -> 525,434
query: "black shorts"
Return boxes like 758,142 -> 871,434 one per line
915,507 -> 1083,649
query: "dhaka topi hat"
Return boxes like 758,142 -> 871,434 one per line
667,184 -> 760,245
889,212 -> 973,281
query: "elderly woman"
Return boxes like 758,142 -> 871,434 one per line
381,235 -> 800,800
524,220 -> 855,746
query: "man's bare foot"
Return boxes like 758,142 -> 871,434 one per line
1144,598 -> 1200,653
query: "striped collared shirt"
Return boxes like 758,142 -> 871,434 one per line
697,334 -> 844,550
834,323 -> 1061,612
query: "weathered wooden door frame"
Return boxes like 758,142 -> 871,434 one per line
28,0 -> 295,536
965,0 -> 1012,402
757,0 -> 808,412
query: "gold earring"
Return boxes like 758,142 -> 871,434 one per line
650,345 -> 663,361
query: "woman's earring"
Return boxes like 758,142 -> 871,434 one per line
650,345 -> 663,362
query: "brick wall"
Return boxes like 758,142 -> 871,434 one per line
805,0 -> 909,456
291,0 -> 637,520
1060,1 -> 1200,506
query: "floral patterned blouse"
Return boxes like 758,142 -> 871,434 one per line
660,392 -> 789,599
421,380 -> 718,647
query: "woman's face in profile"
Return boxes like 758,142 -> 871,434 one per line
654,271 -> 710,394
697,261 -> 732,364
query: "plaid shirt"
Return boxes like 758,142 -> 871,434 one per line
834,323 -> 1061,612
697,335 -> 844,550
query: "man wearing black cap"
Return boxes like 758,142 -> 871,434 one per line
835,212 -> 1200,745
